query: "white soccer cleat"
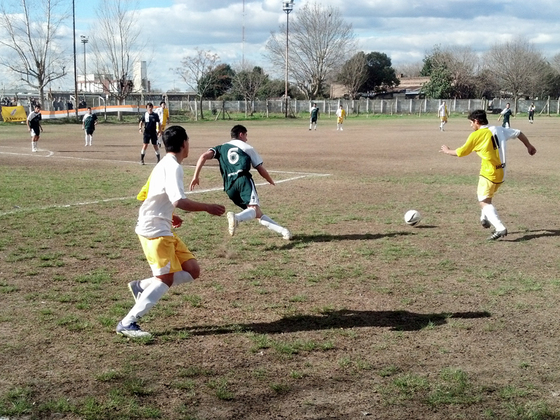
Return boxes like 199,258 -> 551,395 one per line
282,229 -> 292,240
227,212 -> 238,236
116,321 -> 152,338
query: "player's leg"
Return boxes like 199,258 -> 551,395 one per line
117,236 -> 179,337
151,134 -> 160,163
225,179 -> 255,235
140,135 -> 150,164
478,178 -> 506,239
31,131 -> 37,151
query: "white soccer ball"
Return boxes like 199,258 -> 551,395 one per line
404,210 -> 422,226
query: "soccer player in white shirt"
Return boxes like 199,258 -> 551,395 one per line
116,126 -> 225,338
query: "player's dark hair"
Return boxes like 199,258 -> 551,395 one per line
160,101 -> 165,106
231,124 -> 247,139
163,125 -> 189,153
467,109 -> 488,125
146,102 -> 153,108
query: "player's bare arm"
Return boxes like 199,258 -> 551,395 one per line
189,150 -> 215,190
517,133 -> 537,156
255,164 -> 275,186
439,145 -> 458,156
174,198 -> 225,216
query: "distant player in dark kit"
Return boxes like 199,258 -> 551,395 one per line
27,103 -> 43,152
189,124 -> 292,240
497,103 -> 513,128
82,107 -> 98,146
139,102 -> 161,165
309,103 -> 319,130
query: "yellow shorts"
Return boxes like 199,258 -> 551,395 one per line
477,176 -> 502,201
440,116 -> 448,122
138,234 -> 195,276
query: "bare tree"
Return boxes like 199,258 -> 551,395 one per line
175,48 -> 220,120
484,39 -> 548,109
0,0 -> 69,107
266,1 -> 356,99
232,64 -> 268,116
336,52 -> 368,99
90,0 -> 142,118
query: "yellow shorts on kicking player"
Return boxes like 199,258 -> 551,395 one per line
138,234 -> 195,276
477,176 -> 502,201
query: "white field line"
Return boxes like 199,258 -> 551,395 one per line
0,150 -> 330,217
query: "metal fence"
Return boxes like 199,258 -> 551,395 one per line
162,97 -> 559,117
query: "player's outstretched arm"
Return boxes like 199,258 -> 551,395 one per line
518,133 -> 537,156
255,164 -> 275,186
189,150 -> 214,190
174,198 -> 225,216
440,145 -> 458,156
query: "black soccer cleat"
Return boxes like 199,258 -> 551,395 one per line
487,229 -> 507,241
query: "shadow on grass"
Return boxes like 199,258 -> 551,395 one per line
179,310 -> 491,335
509,229 -> 560,242
272,231 -> 417,248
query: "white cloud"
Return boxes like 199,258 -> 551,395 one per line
3,0 -> 560,92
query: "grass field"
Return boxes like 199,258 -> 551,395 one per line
1,114 -> 560,419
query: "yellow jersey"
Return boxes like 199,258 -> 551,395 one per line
456,127 -> 504,183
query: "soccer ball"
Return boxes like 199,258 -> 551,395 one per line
404,210 -> 422,226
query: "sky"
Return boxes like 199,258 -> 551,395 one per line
3,0 -> 560,93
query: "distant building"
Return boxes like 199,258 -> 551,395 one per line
133,61 -> 150,93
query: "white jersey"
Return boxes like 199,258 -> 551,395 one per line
481,125 -> 521,181
438,104 -> 448,117
135,154 -> 186,238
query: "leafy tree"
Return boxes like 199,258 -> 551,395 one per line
421,65 -> 454,99
201,64 -> 234,99
0,0 -> 69,107
257,79 -> 292,99
421,45 -> 477,98
336,52 -> 368,99
266,1 -> 356,100
232,65 -> 269,116
361,52 -> 400,93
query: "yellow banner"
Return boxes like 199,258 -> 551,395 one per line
1,106 -> 27,122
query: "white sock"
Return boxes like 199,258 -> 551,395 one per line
173,271 -> 194,286
139,277 -> 157,290
259,214 -> 285,234
480,210 -> 487,223
121,281 -> 169,326
482,205 -> 506,231
236,208 -> 256,223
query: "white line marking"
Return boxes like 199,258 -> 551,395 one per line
0,151 -> 330,217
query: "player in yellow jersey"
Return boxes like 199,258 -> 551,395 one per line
438,101 -> 449,131
440,109 -> 536,240
336,105 -> 346,131
156,101 -> 170,147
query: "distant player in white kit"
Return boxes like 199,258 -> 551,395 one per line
438,101 -> 449,131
